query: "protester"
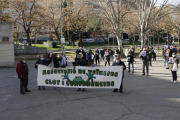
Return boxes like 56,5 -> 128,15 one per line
162,48 -> 167,66
16,57 -> 31,95
88,49 -> 94,66
105,49 -> 110,66
35,54 -> 52,90
76,48 -> 81,54
116,48 -> 120,55
110,49 -> 114,61
112,56 -> 126,93
127,49 -> 134,73
100,48 -> 105,61
149,48 -> 152,67
140,48 -> 149,76
172,46 -> 177,55
95,48 -> 99,55
53,53 -> 61,68
94,51 -> 100,65
169,53 -> 179,83
152,48 -> 157,63
166,46 -> 171,69
82,50 -> 86,61
60,53 -> 68,68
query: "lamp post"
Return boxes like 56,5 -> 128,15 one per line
60,0 -> 64,53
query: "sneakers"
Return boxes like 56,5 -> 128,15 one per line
142,73 -> 145,76
170,80 -> 173,83
113,89 -> 118,92
174,81 -> 177,84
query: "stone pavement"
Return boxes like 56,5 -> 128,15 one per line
0,57 -> 180,120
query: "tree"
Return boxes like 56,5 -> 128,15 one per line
12,0 -> 44,46
0,0 -> 11,22
87,0 -> 134,55
133,0 -> 172,48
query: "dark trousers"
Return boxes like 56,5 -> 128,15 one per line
149,58 -> 152,66
171,71 -> 177,81
20,77 -> 28,92
142,62 -> 149,74
153,58 -> 156,61
105,60 -> 110,66
95,59 -> 100,65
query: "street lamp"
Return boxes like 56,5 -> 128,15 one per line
60,0 -> 64,53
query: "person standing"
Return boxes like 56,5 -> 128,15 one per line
95,51 -> 100,65
100,48 -> 105,61
112,56 -> 126,93
166,46 -> 171,69
16,57 -> 31,95
140,48 -> 149,76
53,53 -> 61,68
125,48 -> 129,63
127,49 -> 134,73
116,48 -> 120,55
172,46 -> 177,55
35,54 -> 52,90
169,53 -> 179,83
162,48 -> 167,66
152,48 -> 157,63
60,53 -> 68,68
105,49 -> 110,66
88,49 -> 94,66
110,49 -> 114,61
149,48 -> 152,67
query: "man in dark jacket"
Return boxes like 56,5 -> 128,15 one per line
127,49 -> 134,73
140,48 -> 149,76
16,57 -> 31,95
88,49 -> 94,66
100,48 -> 105,61
82,50 -> 86,60
116,48 -> 120,55
35,54 -> 52,90
76,48 -> 81,54
110,49 -> 114,61
149,48 -> 152,67
95,51 -> 100,65
112,56 -> 126,93
53,53 -> 61,68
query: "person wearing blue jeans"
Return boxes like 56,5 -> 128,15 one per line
127,49 -> 134,73
100,48 -> 105,61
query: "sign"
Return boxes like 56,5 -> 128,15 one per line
166,52 -> 169,56
169,57 -> 173,63
142,51 -> 146,56
37,65 -> 123,89
61,38 -> 65,43
2,37 -> 9,42
165,45 -> 168,49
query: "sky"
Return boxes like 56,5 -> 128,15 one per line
156,0 -> 180,6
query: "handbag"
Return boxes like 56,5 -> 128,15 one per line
172,63 -> 178,71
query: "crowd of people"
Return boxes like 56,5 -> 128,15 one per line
16,45 -> 180,95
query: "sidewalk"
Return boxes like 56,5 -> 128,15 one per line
0,57 -> 180,120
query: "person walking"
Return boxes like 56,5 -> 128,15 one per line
152,48 -> 157,63
112,56 -> 126,93
140,48 -> 149,76
53,53 -> 61,68
169,53 -> 179,83
100,48 -> 105,61
35,54 -> 52,90
16,57 -> 31,95
127,49 -> 134,73
105,49 -> 110,66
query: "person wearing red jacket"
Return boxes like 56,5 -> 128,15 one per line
16,57 -> 31,95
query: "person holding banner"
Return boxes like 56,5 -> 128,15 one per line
35,54 -> 52,90
112,56 -> 126,93
88,49 -> 94,66
105,49 -> 110,66
16,57 -> 31,95
169,53 -> 179,83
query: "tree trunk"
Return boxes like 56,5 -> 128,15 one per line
79,33 -> 83,47
140,30 -> 145,49
133,36 -> 135,48
35,33 -> 38,44
178,30 -> 180,47
116,34 -> 124,56
26,29 -> 31,46
55,30 -> 61,44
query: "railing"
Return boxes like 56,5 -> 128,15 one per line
14,44 -> 47,55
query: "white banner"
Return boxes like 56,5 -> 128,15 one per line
37,65 -> 123,89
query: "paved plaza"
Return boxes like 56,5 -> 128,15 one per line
0,57 -> 180,120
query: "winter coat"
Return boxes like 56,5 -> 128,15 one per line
95,53 -> 99,60
100,50 -> 105,56
112,60 -> 126,78
82,51 -> 86,60
53,56 -> 61,68
16,61 -> 29,79
105,51 -> 110,61
128,52 -> 134,63
35,58 -> 52,69
88,52 -> 94,63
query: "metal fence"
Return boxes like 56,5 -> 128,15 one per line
14,44 -> 47,55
